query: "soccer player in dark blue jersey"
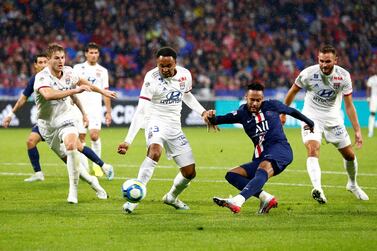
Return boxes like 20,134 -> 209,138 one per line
2,53 -> 48,182
209,82 -> 314,214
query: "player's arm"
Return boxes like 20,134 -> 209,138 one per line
117,98 -> 151,155
182,92 -> 218,131
103,90 -> 112,127
281,84 -> 302,124
77,78 -> 117,99
344,94 -> 363,148
207,109 -> 241,125
38,86 -> 88,101
2,94 -> 28,128
71,94 -> 88,127
279,103 -> 314,131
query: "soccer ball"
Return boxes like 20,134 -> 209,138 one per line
122,179 -> 147,203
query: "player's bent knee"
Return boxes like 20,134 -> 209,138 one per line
181,168 -> 196,179
26,136 -> 39,148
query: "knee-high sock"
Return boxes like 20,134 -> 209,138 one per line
137,157 -> 157,185
66,150 -> 80,196
168,172 -> 191,198
81,146 -> 104,167
239,169 -> 269,201
344,156 -> 358,186
225,172 -> 263,198
91,139 -> 101,158
27,147 -> 41,172
368,115 -> 375,136
307,157 -> 322,190
79,143 -> 89,172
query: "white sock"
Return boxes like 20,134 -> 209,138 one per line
231,194 -> 246,207
259,191 -> 273,202
80,143 -> 89,172
307,157 -> 322,190
168,172 -> 191,198
91,139 -> 101,158
78,163 -> 93,184
344,156 -> 358,187
66,150 -> 80,197
137,157 -> 157,185
368,115 -> 375,136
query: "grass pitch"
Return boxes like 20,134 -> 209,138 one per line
0,127 -> 376,250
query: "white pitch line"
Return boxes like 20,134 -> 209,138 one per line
1,171 -> 377,190
2,162 -> 377,176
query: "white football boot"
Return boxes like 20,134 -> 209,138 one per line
346,183 -> 369,200
102,163 -> 114,180
311,188 -> 327,204
122,202 -> 138,213
90,176 -> 108,199
24,171 -> 45,182
162,193 -> 190,210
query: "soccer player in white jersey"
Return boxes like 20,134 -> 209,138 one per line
366,71 -> 377,137
73,42 -> 112,177
281,45 -> 368,203
117,47 -> 212,213
34,43 -> 116,204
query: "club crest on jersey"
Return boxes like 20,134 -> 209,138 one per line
65,78 -> 70,85
333,82 -> 340,89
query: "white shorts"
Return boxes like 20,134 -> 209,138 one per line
37,119 -> 78,158
74,107 -> 102,134
301,120 -> 351,149
144,122 -> 194,165
370,97 -> 377,113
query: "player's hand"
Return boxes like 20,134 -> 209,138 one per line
2,116 -> 11,128
202,110 -> 220,132
77,85 -> 92,93
103,90 -> 117,99
303,124 -> 314,133
280,114 -> 286,125
117,142 -> 130,155
354,130 -> 363,149
82,114 -> 89,128
105,112 -> 112,127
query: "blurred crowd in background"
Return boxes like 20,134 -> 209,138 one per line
0,0 -> 376,98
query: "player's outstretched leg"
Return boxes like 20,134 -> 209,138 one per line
79,165 -> 107,199
163,172 -> 191,210
213,197 -> 241,214
66,150 -> 80,204
343,157 -> 369,200
80,146 -> 114,180
258,196 -> 278,214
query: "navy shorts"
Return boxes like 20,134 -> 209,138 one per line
241,142 -> 293,178
31,124 -> 45,141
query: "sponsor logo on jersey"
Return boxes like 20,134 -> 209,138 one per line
333,76 -> 343,80
160,91 -> 182,104
314,74 -> 319,79
317,89 -> 335,97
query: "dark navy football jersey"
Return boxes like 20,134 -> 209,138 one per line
210,99 -> 314,158
22,75 -> 36,97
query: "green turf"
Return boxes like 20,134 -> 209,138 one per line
0,127 -> 376,250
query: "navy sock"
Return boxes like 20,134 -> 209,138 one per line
225,172 -> 263,198
28,147 -> 41,172
81,146 -> 104,167
240,169 -> 268,200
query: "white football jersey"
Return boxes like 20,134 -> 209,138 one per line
295,64 -> 352,126
140,65 -> 192,126
366,75 -> 377,98
73,61 -> 109,111
34,66 -> 79,126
